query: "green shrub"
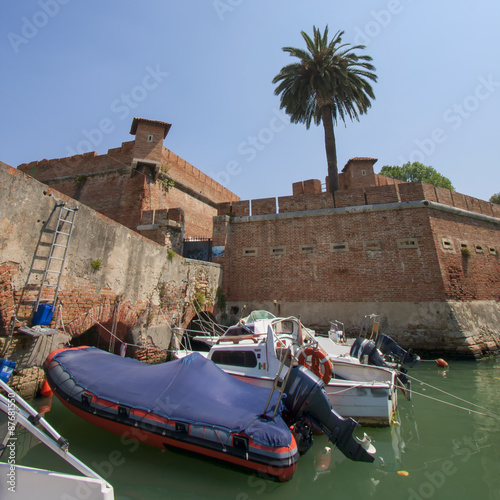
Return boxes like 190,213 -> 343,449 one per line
461,246 -> 472,259
91,259 -> 102,271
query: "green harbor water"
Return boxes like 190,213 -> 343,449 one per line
16,359 -> 500,500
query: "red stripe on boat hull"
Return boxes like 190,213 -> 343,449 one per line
55,394 -> 297,481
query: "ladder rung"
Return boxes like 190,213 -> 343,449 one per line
41,284 -> 58,288
46,270 -> 62,274
53,244 -> 68,248
55,231 -> 71,236
48,257 -> 64,261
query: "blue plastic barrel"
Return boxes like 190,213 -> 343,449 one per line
32,303 -> 54,326
0,359 -> 15,383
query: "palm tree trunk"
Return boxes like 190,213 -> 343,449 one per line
321,105 -> 339,195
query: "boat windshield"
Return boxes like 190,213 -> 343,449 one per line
241,310 -> 275,323
273,317 -> 303,345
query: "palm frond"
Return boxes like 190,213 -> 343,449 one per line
272,26 -> 376,127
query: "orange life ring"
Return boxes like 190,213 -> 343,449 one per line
298,347 -> 333,385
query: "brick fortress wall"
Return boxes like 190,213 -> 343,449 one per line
213,159 -> 500,358
18,118 -> 239,243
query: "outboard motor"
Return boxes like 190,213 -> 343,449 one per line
350,337 -> 410,385
375,334 -> 420,367
350,336 -> 417,399
283,365 -> 374,463
350,338 -> 389,366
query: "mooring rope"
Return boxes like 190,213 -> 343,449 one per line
408,388 -> 500,422
401,371 -> 500,420
328,382 -> 379,395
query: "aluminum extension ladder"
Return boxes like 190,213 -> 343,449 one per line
33,203 -> 78,316
1,203 -> 78,358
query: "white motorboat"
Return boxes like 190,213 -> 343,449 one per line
0,377 -> 114,500
176,314 -> 405,426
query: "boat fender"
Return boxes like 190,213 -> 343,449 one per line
40,377 -> 53,398
315,446 -> 332,471
297,347 -> 333,385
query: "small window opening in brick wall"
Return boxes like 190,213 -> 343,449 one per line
361,169 -> 367,176
489,247 -> 497,256
148,134 -> 154,142
397,238 -> 419,249
475,244 -> 484,254
441,238 -> 454,252
243,247 -> 257,256
363,241 -> 382,252
270,246 -> 286,256
330,242 -> 349,253
300,244 -> 316,254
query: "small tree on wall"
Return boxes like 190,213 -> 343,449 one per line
380,162 -> 455,190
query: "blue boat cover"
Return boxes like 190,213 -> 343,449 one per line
52,347 -> 292,448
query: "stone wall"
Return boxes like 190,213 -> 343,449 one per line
0,162 -> 222,395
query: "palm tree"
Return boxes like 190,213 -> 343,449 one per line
273,26 -> 377,195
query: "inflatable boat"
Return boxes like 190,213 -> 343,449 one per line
45,346 -> 373,481
45,347 -> 298,480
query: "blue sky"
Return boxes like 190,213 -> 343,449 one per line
1,0 -> 499,202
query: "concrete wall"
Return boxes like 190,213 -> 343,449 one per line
0,162 -> 222,394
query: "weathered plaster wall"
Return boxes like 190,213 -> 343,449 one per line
0,162 -> 221,394
224,300 -> 500,358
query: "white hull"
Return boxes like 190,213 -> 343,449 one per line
0,378 -> 114,500
177,315 -> 400,427
0,464 -> 114,500
229,371 -> 396,426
